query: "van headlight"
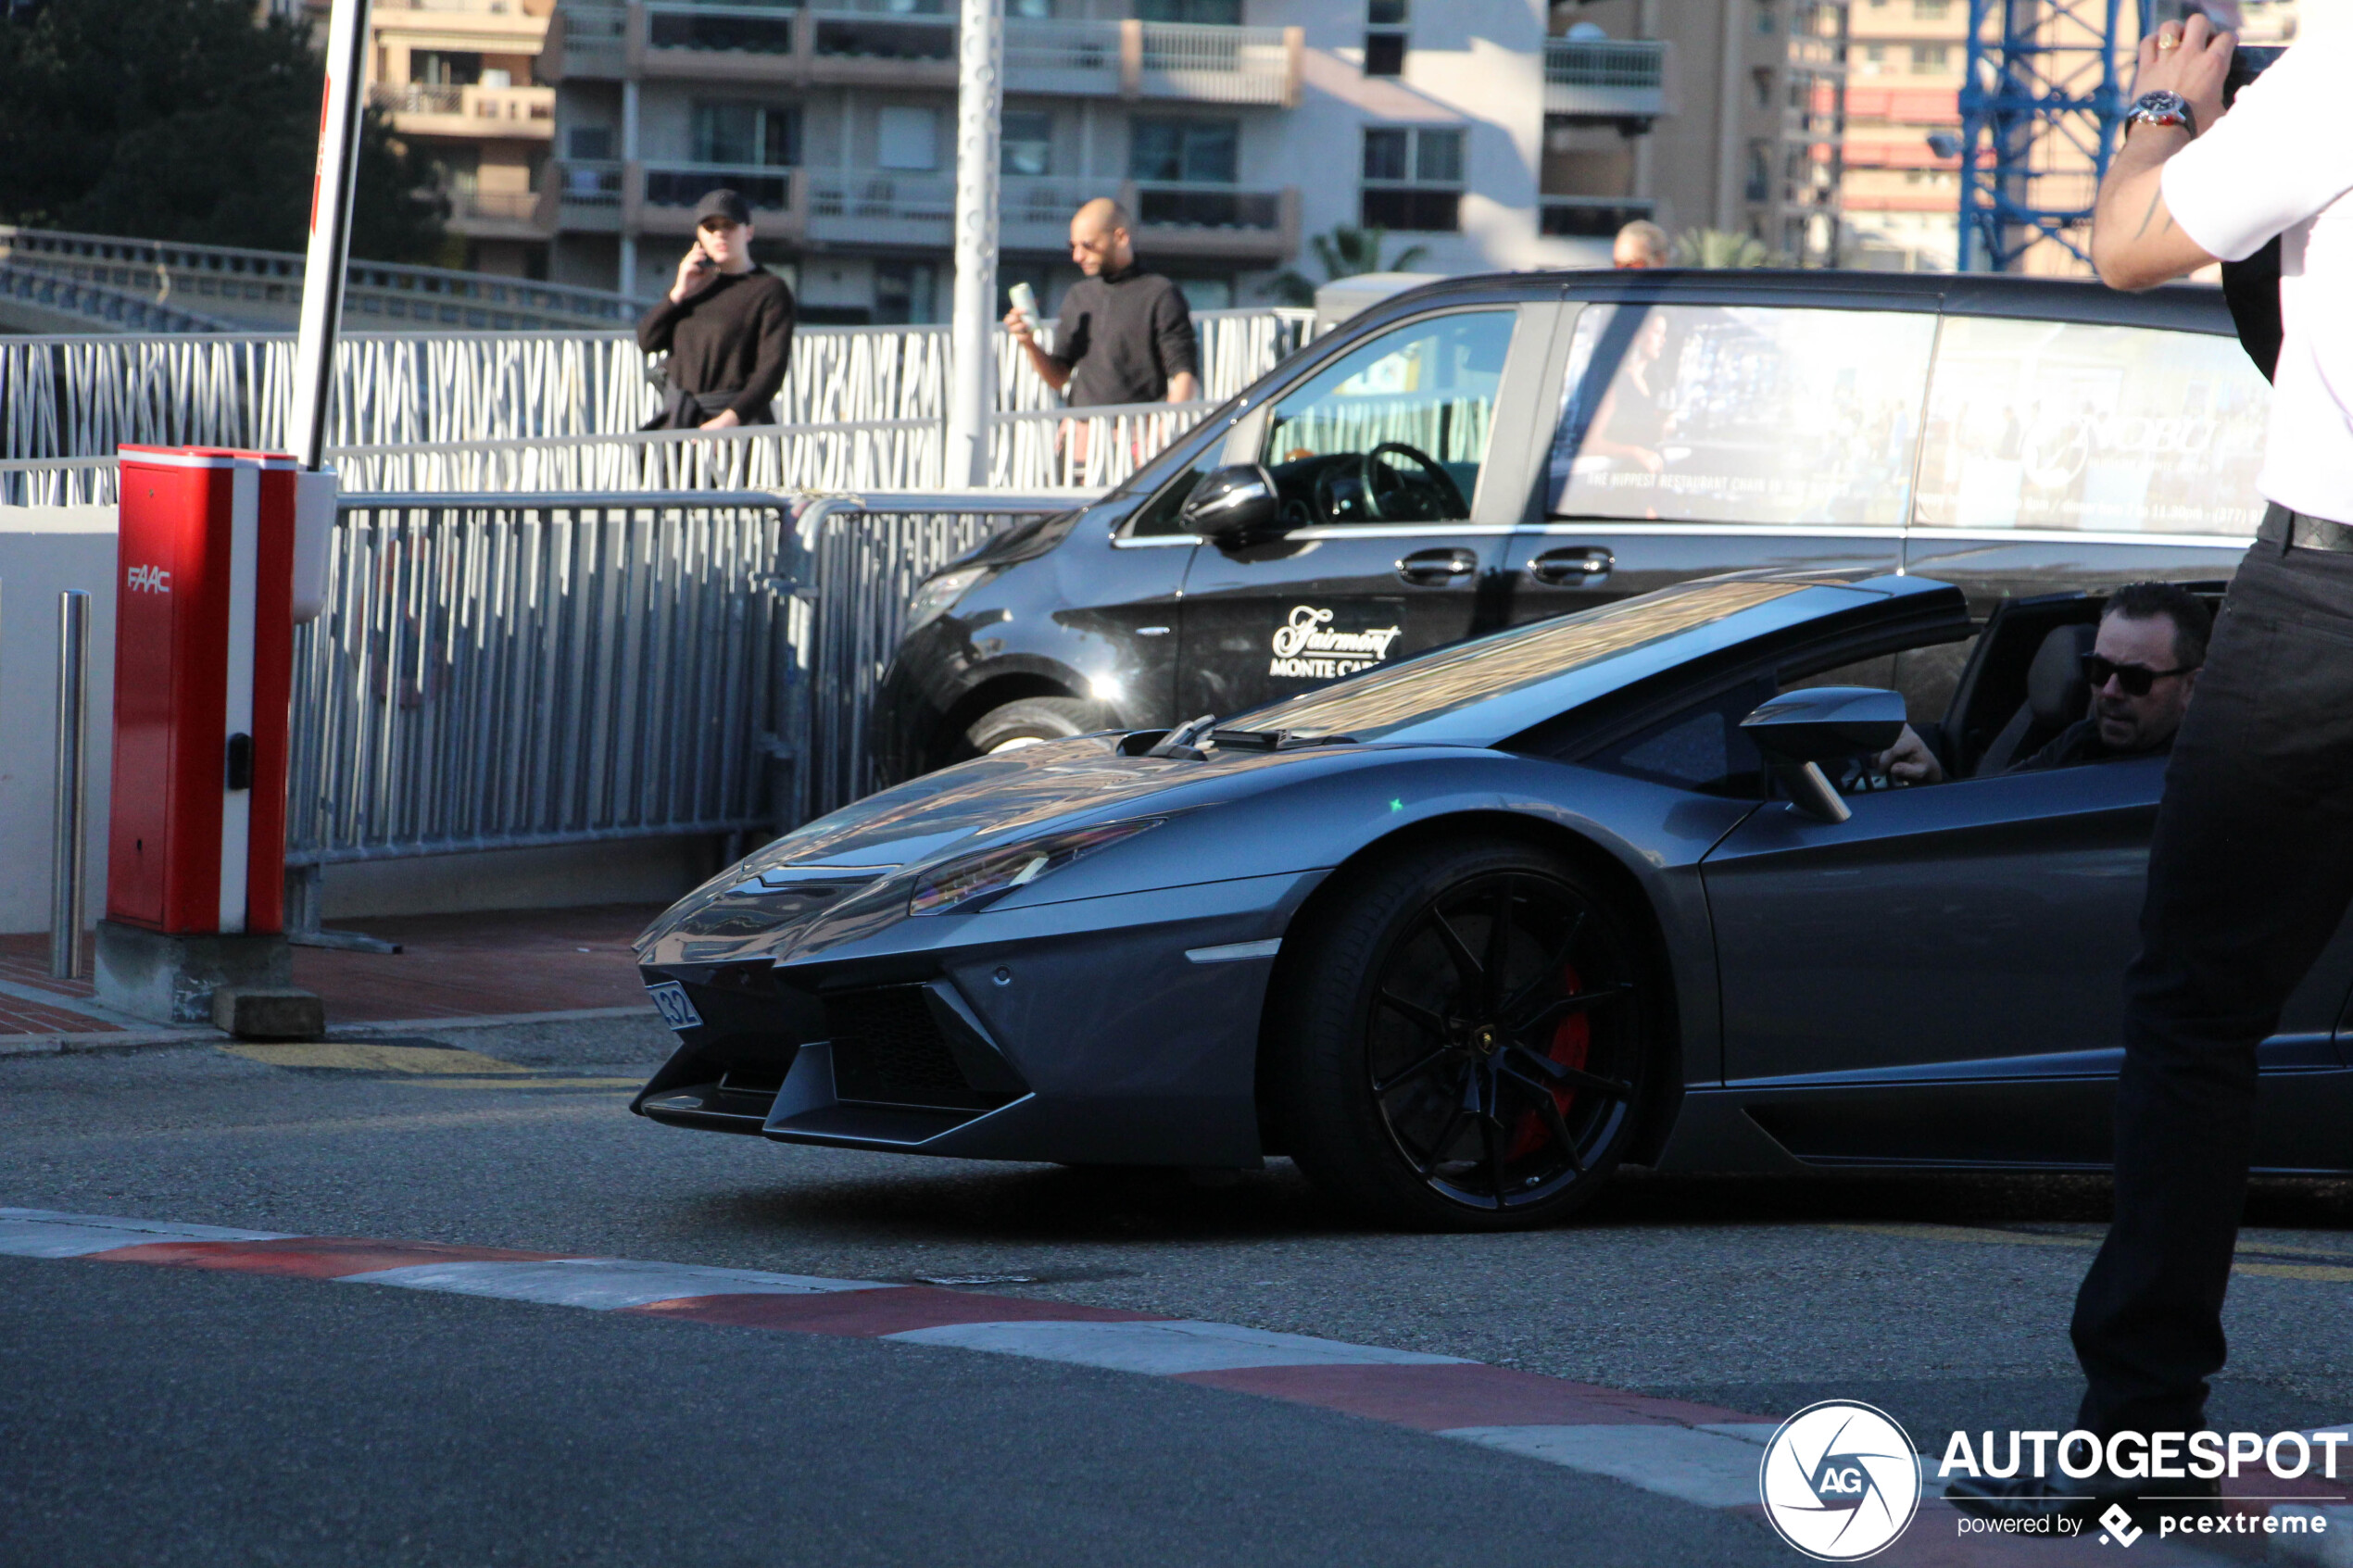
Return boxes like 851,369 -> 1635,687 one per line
909,818 -> 1167,916
905,565 -> 991,632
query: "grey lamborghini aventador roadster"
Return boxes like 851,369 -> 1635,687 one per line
632,570 -> 2353,1231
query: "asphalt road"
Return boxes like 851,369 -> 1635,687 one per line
6,1019 -> 2353,1565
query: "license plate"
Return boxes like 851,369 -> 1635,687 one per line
647,982 -> 703,1032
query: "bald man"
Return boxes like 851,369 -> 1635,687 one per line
1005,198 -> 1200,408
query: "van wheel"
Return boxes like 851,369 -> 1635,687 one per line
1265,836 -> 1656,1232
964,696 -> 1101,756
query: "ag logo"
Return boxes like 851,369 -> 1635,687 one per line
1758,1400 -> 1920,1561
126,564 -> 171,595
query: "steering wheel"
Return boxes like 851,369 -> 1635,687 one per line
1359,442 -> 1467,521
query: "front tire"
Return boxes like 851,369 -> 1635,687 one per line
963,696 -> 1102,756
1266,836 -> 1656,1232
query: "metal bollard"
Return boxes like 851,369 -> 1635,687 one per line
50,590 -> 89,982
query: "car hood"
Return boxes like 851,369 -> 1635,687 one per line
635,736 -> 1363,967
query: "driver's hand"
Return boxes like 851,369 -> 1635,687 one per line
1876,724 -> 1944,786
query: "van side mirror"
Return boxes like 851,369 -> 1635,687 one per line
1178,463 -> 1282,546
1740,686 -> 1908,823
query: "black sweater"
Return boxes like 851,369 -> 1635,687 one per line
635,267 -> 796,422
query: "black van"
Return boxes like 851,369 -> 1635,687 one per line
875,268 -> 2268,779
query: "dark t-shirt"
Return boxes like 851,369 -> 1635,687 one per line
635,267 -> 796,423
2007,717 -> 2172,773
1049,265 -> 1199,408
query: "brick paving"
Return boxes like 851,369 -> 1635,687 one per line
0,906 -> 661,1035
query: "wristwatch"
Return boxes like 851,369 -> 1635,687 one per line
2125,89 -> 2198,139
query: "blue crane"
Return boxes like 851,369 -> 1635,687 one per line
1955,0 -> 2151,271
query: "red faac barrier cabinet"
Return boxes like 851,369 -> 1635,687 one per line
107,446 -> 302,937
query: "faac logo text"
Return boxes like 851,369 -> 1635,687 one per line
126,565 -> 171,595
1269,605 -> 1403,681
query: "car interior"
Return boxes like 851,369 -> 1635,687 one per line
1570,583 -> 2228,801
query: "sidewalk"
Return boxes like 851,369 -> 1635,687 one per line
0,905 -> 663,1038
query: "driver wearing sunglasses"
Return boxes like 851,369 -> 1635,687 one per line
1880,582 -> 2212,784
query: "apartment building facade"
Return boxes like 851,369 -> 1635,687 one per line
356,0 -> 1849,314
365,0 -> 561,275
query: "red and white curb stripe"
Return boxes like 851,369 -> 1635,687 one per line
0,1209 -> 2332,1564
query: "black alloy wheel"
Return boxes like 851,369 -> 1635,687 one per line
1268,837 -> 1653,1231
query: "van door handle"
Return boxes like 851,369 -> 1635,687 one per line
1529,546 -> 1613,585
1396,547 -> 1478,585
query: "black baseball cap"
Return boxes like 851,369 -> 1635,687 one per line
694,189 -> 752,227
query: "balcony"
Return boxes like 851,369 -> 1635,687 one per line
625,161 -> 800,235
546,1 -> 626,77
553,158 -> 625,231
446,185 -> 552,238
806,171 -> 955,246
370,82 -> 558,140
1127,180 -> 1295,261
1543,37 -> 1673,123
626,4 -> 1299,104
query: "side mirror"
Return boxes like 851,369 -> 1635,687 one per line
1178,463 -> 1282,546
1740,686 -> 1908,823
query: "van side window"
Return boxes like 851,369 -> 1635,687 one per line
1258,309 -> 1516,528
1548,304 -> 1936,526
1912,318 -> 2269,537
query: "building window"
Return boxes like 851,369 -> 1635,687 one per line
1910,43 -> 1948,72
874,259 -> 938,325
1745,139 -> 1771,202
415,50 -> 483,85
1364,0 -> 1406,76
1136,0 -> 1240,20
1129,118 -> 1239,183
568,126 -> 614,161
1000,110 -> 1053,176
877,105 -> 938,170
1361,125 -> 1462,232
1914,0 -> 1949,17
692,102 -> 800,168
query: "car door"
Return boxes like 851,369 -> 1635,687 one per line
1901,299 -> 2266,614
1699,759 -> 2353,1166
1174,304 -> 1543,718
1504,286 -> 1933,625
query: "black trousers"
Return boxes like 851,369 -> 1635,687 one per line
2073,506 -> 2353,1437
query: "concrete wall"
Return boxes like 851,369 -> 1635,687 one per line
0,506 -> 715,935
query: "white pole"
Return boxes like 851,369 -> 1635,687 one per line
944,0 -> 1004,488
286,0 -> 373,470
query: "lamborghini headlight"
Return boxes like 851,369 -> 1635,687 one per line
909,817 -> 1167,917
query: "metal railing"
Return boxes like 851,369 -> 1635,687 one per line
0,398 -> 1210,504
371,82 -> 557,126
1543,36 -> 1668,88
1136,21 -> 1293,104
289,492 -> 798,868
0,264 -> 239,333
0,307 -> 1312,478
283,487 -> 1095,868
786,491 -> 1096,820
0,227 -> 647,331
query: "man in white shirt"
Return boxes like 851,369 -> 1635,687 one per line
1952,6 -> 2353,1521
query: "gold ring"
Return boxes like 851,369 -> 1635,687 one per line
2158,30 -> 2183,48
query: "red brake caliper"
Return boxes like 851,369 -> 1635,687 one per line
1508,962 -> 1588,1162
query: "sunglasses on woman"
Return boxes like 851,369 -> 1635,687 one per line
2082,653 -> 2197,696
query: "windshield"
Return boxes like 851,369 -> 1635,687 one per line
1229,579 -> 1810,742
